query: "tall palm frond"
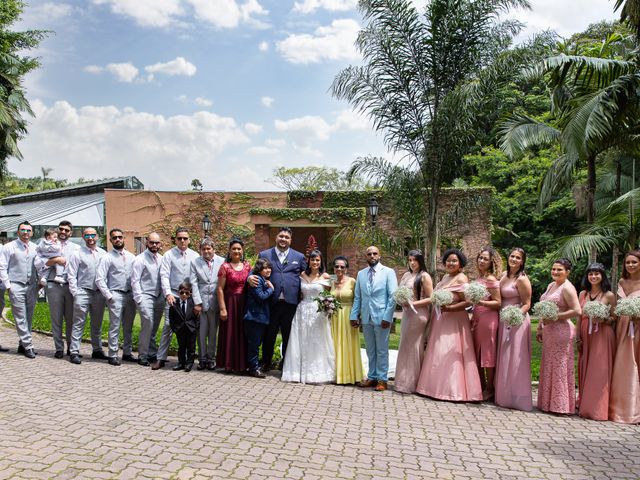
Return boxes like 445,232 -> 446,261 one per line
499,113 -> 560,159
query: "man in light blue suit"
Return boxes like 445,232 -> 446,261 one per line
350,245 -> 397,391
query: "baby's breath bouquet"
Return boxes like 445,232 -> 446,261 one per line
464,282 -> 488,305
583,301 -> 611,334
531,300 -> 559,322
393,286 -> 417,313
615,298 -> 640,318
431,290 -> 454,307
500,306 -> 524,327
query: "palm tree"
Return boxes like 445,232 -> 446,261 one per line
331,0 -> 530,271
615,0 -> 640,38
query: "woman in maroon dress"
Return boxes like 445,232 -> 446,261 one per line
217,238 -> 251,374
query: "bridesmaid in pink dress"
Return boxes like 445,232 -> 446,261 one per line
394,250 -> 433,394
471,248 -> 502,400
536,258 -> 581,414
415,248 -> 482,402
577,262 -> 616,421
495,248 -> 533,411
609,250 -> 640,424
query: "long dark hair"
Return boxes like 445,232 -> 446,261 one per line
507,248 -> 527,279
225,238 -> 245,262
305,249 -> 325,275
408,249 -> 428,300
622,250 -> 640,279
581,263 -> 612,293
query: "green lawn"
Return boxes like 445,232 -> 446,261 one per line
11,303 -> 565,382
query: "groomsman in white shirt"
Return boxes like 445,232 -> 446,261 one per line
35,220 -> 79,358
153,227 -> 198,370
0,221 -> 38,358
0,243 -> 9,353
131,233 -> 165,366
190,237 -> 225,370
67,227 -> 107,364
96,228 -> 137,366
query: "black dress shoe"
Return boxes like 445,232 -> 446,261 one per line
138,359 -> 150,367
70,354 -> 82,364
91,351 -> 108,360
207,361 -> 216,371
197,361 -> 206,371
108,357 -> 121,366
172,364 -> 185,371
148,355 -> 157,363
23,348 -> 36,359
122,354 -> 137,362
185,363 -> 193,372
0,345 -> 9,352
151,360 -> 165,370
261,363 -> 271,373
17,344 -> 25,354
67,349 -> 84,358
54,351 -> 64,359
250,369 -> 266,378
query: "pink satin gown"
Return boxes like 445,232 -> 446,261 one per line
494,277 -> 532,411
415,282 -> 482,402
577,292 -> 616,421
537,282 -> 576,414
609,286 -> 640,424
471,278 -> 500,368
395,273 -> 430,394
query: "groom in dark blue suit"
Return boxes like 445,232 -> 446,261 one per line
249,227 -> 306,371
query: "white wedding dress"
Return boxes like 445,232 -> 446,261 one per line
281,280 -> 336,384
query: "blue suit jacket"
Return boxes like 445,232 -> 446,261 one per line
259,247 -> 307,305
350,263 -> 398,325
243,276 -> 274,325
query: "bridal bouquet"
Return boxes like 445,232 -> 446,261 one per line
615,298 -> 640,318
500,306 -> 524,327
314,290 -> 342,317
582,301 -> 611,321
431,290 -> 454,307
531,300 -> 559,322
464,282 -> 488,305
393,286 -> 417,313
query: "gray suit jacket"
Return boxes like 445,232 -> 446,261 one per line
190,254 -> 225,312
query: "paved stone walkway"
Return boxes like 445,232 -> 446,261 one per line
0,325 -> 638,479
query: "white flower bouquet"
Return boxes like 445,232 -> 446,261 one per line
615,298 -> 640,318
531,300 -> 559,321
582,301 -> 610,321
464,281 -> 488,305
314,291 -> 342,317
500,305 -> 524,327
393,285 -> 417,313
431,290 -> 454,307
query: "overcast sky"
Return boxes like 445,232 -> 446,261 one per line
11,0 -> 617,191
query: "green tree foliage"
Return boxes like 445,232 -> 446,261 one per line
266,166 -> 370,191
0,1 -> 47,176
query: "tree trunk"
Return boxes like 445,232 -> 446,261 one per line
612,158 -> 622,285
587,155 -> 597,262
424,181 -> 440,277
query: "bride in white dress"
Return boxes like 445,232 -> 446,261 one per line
282,250 -> 336,384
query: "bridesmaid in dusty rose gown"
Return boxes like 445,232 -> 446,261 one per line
609,250 -> 640,424
471,248 -> 502,400
415,248 -> 482,402
577,262 -> 616,421
394,250 -> 433,394
495,248 -> 532,411
536,258 -> 581,414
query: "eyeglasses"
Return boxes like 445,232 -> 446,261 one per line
58,227 -> 71,233
148,241 -> 160,245
334,266 -> 346,269
111,235 -> 123,240
176,237 -> 189,241
84,234 -> 97,238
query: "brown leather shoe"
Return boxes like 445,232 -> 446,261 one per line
151,360 -> 165,370
358,378 -> 377,388
374,381 -> 387,392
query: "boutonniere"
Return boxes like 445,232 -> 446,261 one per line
283,259 -> 288,265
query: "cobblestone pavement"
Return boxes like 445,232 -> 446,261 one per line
0,325 -> 639,480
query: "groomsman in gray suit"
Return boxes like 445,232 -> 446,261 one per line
153,227 -> 198,370
190,237 -> 224,370
35,220 -> 79,358
67,227 -> 107,364
96,228 -> 137,366
131,233 -> 164,367
0,221 -> 38,358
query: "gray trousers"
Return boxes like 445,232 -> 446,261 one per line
70,289 -> 105,355
46,282 -> 74,353
106,291 -> 136,359
9,283 -> 37,350
136,294 -> 165,362
157,293 -> 177,361
198,307 -> 218,363
0,287 -> 5,319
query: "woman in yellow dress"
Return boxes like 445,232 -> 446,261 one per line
330,256 -> 364,384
